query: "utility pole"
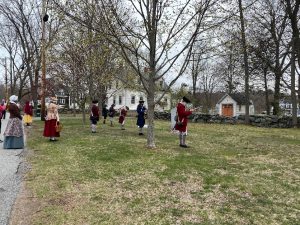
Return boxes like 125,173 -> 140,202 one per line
40,0 -> 48,121
0,58 -> 8,101
5,58 -> 8,101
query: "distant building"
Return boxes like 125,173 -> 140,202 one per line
279,100 -> 300,116
216,93 -> 255,117
106,79 -> 171,111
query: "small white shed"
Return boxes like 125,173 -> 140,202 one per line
216,93 -> 255,117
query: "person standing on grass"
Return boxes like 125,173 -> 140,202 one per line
118,106 -> 129,130
0,102 -> 5,143
174,96 -> 194,148
108,103 -> 116,127
90,100 -> 100,133
23,101 -> 33,126
136,100 -> 147,135
3,95 -> 24,149
1,99 -> 6,119
102,104 -> 108,124
43,97 -> 60,141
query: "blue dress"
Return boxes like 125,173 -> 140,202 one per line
3,103 -> 24,149
136,104 -> 146,128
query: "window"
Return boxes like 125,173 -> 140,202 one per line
119,96 -> 122,105
58,89 -> 64,96
239,105 -> 241,111
113,96 -> 116,105
160,81 -> 163,88
58,98 -> 65,105
131,95 -> 136,104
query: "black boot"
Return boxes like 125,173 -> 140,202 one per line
180,135 -> 188,148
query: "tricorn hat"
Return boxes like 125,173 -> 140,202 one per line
182,96 -> 191,103
125,106 -> 129,110
92,100 -> 98,104
139,100 -> 145,103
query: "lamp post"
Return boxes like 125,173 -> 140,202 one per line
40,0 -> 49,121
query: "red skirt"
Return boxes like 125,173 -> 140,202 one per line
43,119 -> 60,137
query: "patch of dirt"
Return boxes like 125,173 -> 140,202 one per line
9,183 -> 41,225
9,146 -> 40,225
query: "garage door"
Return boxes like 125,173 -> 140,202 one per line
222,104 -> 233,117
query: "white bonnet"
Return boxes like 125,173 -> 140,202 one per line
9,95 -> 18,102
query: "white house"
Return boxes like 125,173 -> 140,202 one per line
216,93 -> 255,117
106,79 -> 171,111
279,100 -> 300,116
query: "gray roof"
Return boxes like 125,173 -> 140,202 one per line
218,93 -> 252,105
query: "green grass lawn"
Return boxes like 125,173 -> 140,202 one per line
25,117 -> 300,225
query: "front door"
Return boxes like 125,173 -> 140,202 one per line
222,104 -> 233,117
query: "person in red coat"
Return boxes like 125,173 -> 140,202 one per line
118,106 -> 129,130
90,100 -> 100,133
23,101 -> 33,126
174,96 -> 194,148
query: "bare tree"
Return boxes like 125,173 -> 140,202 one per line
0,0 -> 62,113
283,0 -> 300,125
53,0 -> 220,147
250,0 -> 290,115
238,0 -> 251,123
99,0 -> 219,148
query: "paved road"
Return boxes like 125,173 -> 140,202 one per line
0,116 -> 25,225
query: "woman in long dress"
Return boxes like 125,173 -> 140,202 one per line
3,95 -> 24,149
23,101 -> 33,126
43,97 -> 60,141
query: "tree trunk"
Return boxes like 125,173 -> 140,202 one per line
263,67 -> 270,115
145,0 -> 158,148
81,101 -> 87,125
273,70 -> 281,115
298,69 -> 300,106
147,90 -> 155,148
238,0 -> 250,124
291,40 -> 297,126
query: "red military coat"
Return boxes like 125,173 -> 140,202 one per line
174,102 -> 192,132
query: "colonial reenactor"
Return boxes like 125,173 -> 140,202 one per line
43,97 -> 60,141
136,100 -> 147,135
102,104 -> 108,124
118,106 -> 129,130
174,96 -> 194,148
108,104 -> 116,127
90,100 -> 100,133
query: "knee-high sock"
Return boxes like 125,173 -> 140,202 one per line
182,134 -> 186,145
179,133 -> 184,145
91,124 -> 96,132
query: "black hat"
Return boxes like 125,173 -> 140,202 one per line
92,100 -> 98,104
139,100 -> 144,103
182,96 -> 191,103
125,106 -> 129,110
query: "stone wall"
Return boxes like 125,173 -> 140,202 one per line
154,112 -> 300,128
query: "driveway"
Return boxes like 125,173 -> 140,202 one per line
0,116 -> 26,225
